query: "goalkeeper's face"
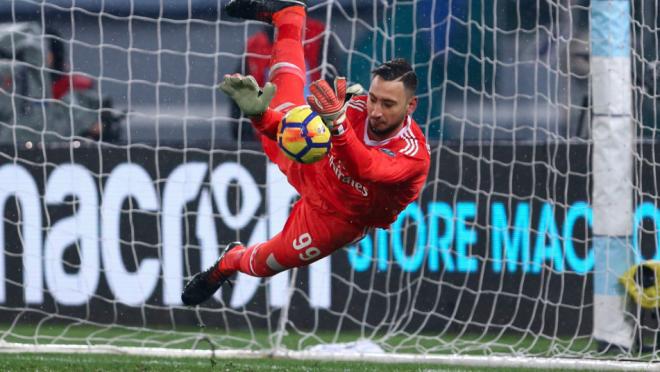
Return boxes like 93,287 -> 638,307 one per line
367,76 -> 417,140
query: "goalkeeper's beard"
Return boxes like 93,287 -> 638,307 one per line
368,113 -> 406,138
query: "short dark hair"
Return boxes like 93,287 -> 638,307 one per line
371,58 -> 417,94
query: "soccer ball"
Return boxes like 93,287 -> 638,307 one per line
277,105 -> 331,164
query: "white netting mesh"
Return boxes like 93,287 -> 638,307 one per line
0,0 -> 657,368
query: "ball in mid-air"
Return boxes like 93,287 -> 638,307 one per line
277,105 -> 331,164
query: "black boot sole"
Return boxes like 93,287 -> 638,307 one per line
225,0 -> 306,23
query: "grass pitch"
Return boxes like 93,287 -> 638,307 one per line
0,322 -> 651,371
0,353 -> 606,372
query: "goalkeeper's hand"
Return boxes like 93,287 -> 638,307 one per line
306,77 -> 348,135
219,74 -> 275,117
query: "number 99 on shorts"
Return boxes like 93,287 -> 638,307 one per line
293,233 -> 321,262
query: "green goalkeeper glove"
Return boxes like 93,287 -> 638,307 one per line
219,74 -> 276,117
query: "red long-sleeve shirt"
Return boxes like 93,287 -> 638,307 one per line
253,96 -> 431,228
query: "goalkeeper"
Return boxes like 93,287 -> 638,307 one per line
182,0 -> 430,305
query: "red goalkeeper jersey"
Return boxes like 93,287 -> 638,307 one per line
254,96 -> 431,229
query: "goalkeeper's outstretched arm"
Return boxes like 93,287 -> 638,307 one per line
330,122 -> 427,183
219,73 -> 282,140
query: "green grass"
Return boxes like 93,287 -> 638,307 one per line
0,353 -> 608,372
0,322 -> 596,356
0,322 -> 653,370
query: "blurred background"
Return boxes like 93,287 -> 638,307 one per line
0,0 -> 656,146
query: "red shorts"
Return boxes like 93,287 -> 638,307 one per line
247,199 -> 367,275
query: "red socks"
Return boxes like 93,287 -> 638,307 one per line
273,6 -> 306,40
268,6 -> 307,108
212,243 -> 278,280
210,245 -> 246,281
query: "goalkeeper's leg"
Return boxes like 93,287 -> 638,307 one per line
182,202 -> 365,305
267,4 -> 307,109
255,4 -> 308,177
226,0 -> 308,109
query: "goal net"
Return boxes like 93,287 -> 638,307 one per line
0,0 -> 657,368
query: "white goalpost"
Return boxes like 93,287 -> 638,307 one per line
0,0 -> 658,370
